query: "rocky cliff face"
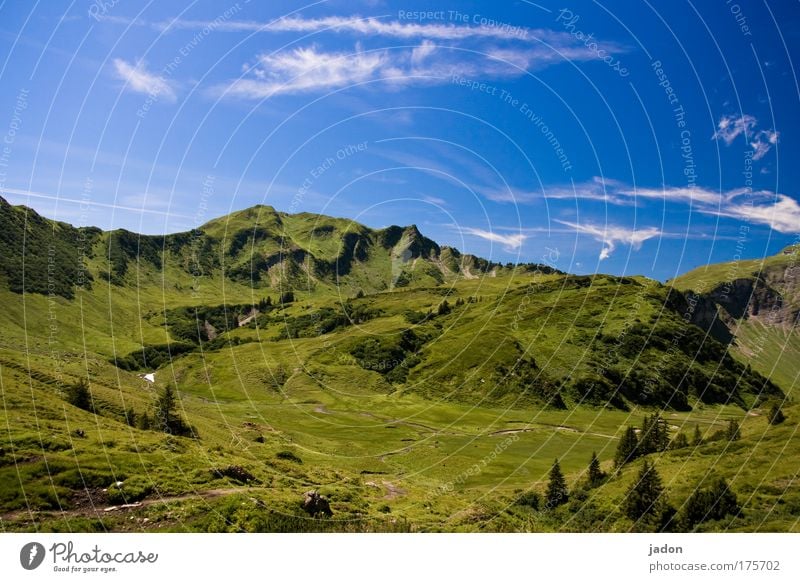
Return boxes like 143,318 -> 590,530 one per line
685,261 -> 800,344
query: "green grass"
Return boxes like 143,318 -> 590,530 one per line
0,199 -> 797,532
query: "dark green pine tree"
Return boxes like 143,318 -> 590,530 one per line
136,411 -> 152,431
615,426 -> 639,468
587,452 -> 606,488
545,459 -> 569,508
681,478 -> 739,530
725,419 -> 741,442
670,432 -> 689,450
639,414 -> 653,454
692,424 -> 703,446
155,383 -> 178,434
623,460 -> 666,528
66,378 -> 93,412
639,414 -> 669,455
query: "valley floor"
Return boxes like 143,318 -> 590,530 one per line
1,342 -> 798,532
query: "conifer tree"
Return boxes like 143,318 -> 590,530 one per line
681,478 -> 739,530
725,419 -> 741,442
692,424 -> 703,446
66,378 -> 93,412
623,460 -> 665,527
615,426 -> 639,468
587,452 -> 606,487
545,458 -> 569,508
670,432 -> 689,450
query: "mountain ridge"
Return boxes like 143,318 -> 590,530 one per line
0,195 -> 562,300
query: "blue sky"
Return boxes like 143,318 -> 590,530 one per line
1,0 -> 799,281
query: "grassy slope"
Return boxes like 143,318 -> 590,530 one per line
1,264 -> 796,532
670,245 -> 800,400
0,199 -> 796,532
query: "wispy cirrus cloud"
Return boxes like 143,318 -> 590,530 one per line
112,58 -> 176,102
712,113 -> 779,160
103,14 -> 627,100
180,11 -> 627,99
605,182 -> 800,233
459,226 -> 526,251
153,14 -> 582,44
214,39 -> 618,99
556,220 -> 662,260
222,45 -> 386,99
485,176 -> 800,234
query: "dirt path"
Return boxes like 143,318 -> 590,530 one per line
487,424 -> 618,440
381,480 -> 405,500
0,487 -> 253,523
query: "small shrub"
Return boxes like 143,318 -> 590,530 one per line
65,378 -> 93,412
768,404 -> 786,425
515,491 -> 541,510
212,465 -> 257,484
276,450 -> 302,464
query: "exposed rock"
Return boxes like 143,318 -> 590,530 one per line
212,465 -> 257,484
302,490 -> 332,517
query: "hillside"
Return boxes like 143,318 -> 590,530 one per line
0,196 -> 796,533
670,245 -> 800,397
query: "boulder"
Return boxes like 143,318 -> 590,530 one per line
302,490 -> 332,517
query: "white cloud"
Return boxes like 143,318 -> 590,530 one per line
615,185 -> 800,233
556,220 -> 661,260
482,177 -> 800,234
750,129 -> 779,161
713,113 -> 757,145
203,13 -> 627,99
224,45 -> 386,98
159,15 -> 554,43
460,227 -> 526,251
709,191 -> 800,233
411,40 -> 436,63
112,58 -> 176,102
712,113 -> 778,160
215,42 -> 602,98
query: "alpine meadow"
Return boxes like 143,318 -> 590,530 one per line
0,1 -> 799,546
0,196 -> 797,533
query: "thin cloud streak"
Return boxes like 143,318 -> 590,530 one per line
485,177 -> 800,234
154,14 -> 591,45
556,220 -> 661,260
213,40 -> 618,99
112,58 -> 177,102
459,226 -> 526,251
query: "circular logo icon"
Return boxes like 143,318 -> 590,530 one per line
20,542 -> 46,570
